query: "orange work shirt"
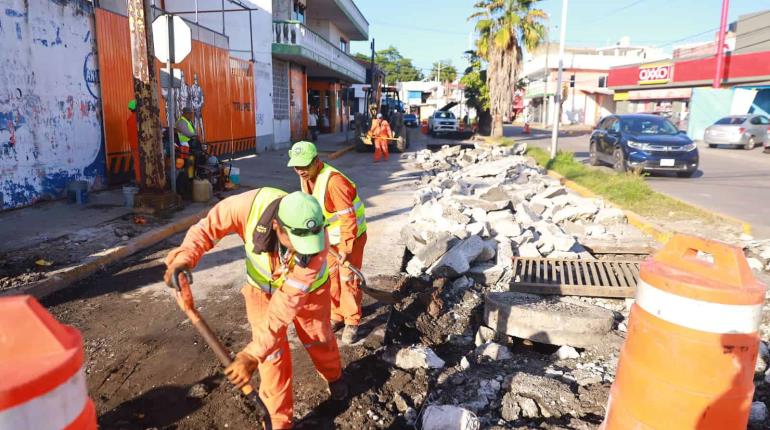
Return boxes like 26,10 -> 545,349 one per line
302,171 -> 358,254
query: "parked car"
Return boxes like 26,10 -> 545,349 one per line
704,114 -> 770,150
589,114 -> 699,178
403,113 -> 418,127
428,110 -> 458,135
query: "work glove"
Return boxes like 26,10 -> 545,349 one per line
225,351 -> 259,389
164,253 -> 192,288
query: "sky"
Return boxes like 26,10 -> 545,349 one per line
350,0 -> 766,79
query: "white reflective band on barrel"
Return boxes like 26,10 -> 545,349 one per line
636,280 -> 763,334
0,367 -> 88,430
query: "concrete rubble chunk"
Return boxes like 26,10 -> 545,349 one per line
487,210 -> 522,237
748,258 -> 764,272
534,185 -> 568,201
463,158 -> 513,178
468,263 -> 505,285
496,238 -> 515,268
501,392 -> 522,421
474,325 -> 499,347
476,239 -> 497,262
385,345 -> 445,370
479,186 -> 511,202
519,397 -> 540,418
393,392 -> 410,412
517,242 -> 541,258
422,405 -> 479,430
552,204 -> 599,224
415,232 -> 458,268
484,292 -> 615,347
514,202 -> 542,225
429,235 -> 486,278
594,207 -> 627,225
466,222 -> 486,237
476,341 -> 512,361
504,372 -> 583,419
554,345 -> 581,360
756,341 -> 769,376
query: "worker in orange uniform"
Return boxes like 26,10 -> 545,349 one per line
368,113 -> 392,162
287,141 -> 367,345
163,189 -> 347,429
126,100 -> 141,184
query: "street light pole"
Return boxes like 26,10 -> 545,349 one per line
713,0 -> 730,88
549,0 -> 569,160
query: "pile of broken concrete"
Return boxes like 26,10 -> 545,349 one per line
377,144 -> 770,429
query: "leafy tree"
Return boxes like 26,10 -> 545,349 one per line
461,50 -> 491,134
428,62 -> 458,83
470,0 -> 546,137
353,46 -> 423,85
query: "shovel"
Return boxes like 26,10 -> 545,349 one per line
171,268 -> 272,430
327,249 -> 394,304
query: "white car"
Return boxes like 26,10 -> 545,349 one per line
428,110 -> 459,136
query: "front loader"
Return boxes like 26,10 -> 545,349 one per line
354,85 -> 410,154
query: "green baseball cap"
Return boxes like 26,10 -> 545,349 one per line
277,191 -> 326,255
287,141 -> 318,167
128,99 -> 137,111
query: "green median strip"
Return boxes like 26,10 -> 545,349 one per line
524,146 -> 720,225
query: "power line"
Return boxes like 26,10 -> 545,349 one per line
369,20 -> 469,36
582,0 -> 648,25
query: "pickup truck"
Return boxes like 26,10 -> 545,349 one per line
428,110 -> 459,136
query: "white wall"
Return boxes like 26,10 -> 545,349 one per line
0,0 -> 104,210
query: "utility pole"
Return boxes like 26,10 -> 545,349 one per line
713,0 -> 730,88
549,0 -> 569,160
437,62 -> 442,83
127,0 -> 178,210
543,31 -> 550,127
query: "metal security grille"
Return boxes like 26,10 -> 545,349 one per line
510,257 -> 640,298
272,60 -> 289,120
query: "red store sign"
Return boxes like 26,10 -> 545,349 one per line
638,62 -> 673,85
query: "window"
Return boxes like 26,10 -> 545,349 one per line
715,116 -> 747,125
292,1 -> 306,24
599,117 -> 615,131
750,116 -> 761,125
339,38 -> 348,52
758,116 -> 770,125
434,111 -> 455,119
619,116 -> 678,135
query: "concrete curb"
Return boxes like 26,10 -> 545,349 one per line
327,144 -> 356,161
544,170 -> 674,244
4,206 -> 212,299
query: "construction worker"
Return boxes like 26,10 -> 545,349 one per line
287,141 -> 367,345
368,113 -> 392,162
126,100 -> 141,184
163,189 -> 347,429
176,107 -> 197,178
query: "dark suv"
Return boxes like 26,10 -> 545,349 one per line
589,114 -> 699,178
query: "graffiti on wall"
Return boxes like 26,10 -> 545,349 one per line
0,0 -> 105,210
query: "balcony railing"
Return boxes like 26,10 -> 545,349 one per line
272,21 -> 366,83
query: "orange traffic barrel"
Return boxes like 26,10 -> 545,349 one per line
0,295 -> 97,430
420,119 -> 429,134
602,235 -> 766,429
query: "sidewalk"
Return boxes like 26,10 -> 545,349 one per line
0,131 -> 359,296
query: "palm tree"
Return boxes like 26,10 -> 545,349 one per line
470,0 -> 546,137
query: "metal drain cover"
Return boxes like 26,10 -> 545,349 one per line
510,257 -> 640,298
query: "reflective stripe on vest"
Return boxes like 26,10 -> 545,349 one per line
0,367 -> 89,430
177,117 -> 195,143
312,164 -> 367,245
243,188 -> 329,294
636,280 -> 764,334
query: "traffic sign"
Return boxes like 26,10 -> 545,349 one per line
152,15 -> 191,63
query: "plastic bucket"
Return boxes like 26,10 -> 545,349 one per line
67,180 -> 88,205
229,167 -> 240,185
122,186 -> 139,208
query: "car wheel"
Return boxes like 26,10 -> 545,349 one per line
589,142 -> 600,166
708,143 -> 716,148
677,170 -> 696,178
745,137 -> 755,150
612,147 -> 627,173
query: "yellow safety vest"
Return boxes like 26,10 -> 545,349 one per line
243,188 -> 329,294
311,164 -> 367,245
177,117 -> 195,144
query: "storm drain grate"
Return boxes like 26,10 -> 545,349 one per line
510,257 -> 640,298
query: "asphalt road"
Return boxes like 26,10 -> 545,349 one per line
508,125 -> 770,239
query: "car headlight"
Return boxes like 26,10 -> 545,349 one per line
681,142 -> 697,152
627,140 -> 650,151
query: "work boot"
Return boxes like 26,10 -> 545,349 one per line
331,320 -> 344,332
341,325 -> 359,345
327,377 -> 349,401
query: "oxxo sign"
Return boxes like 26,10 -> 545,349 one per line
638,63 -> 673,85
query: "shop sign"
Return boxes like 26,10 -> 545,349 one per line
638,62 -> 673,85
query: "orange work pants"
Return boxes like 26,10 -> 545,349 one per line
241,284 -> 342,429
329,232 -> 367,326
373,138 -> 389,161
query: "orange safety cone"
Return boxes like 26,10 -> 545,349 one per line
0,295 -> 97,430
523,122 -> 531,134
601,235 -> 766,430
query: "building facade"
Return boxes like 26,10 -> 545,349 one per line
522,39 -> 664,127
